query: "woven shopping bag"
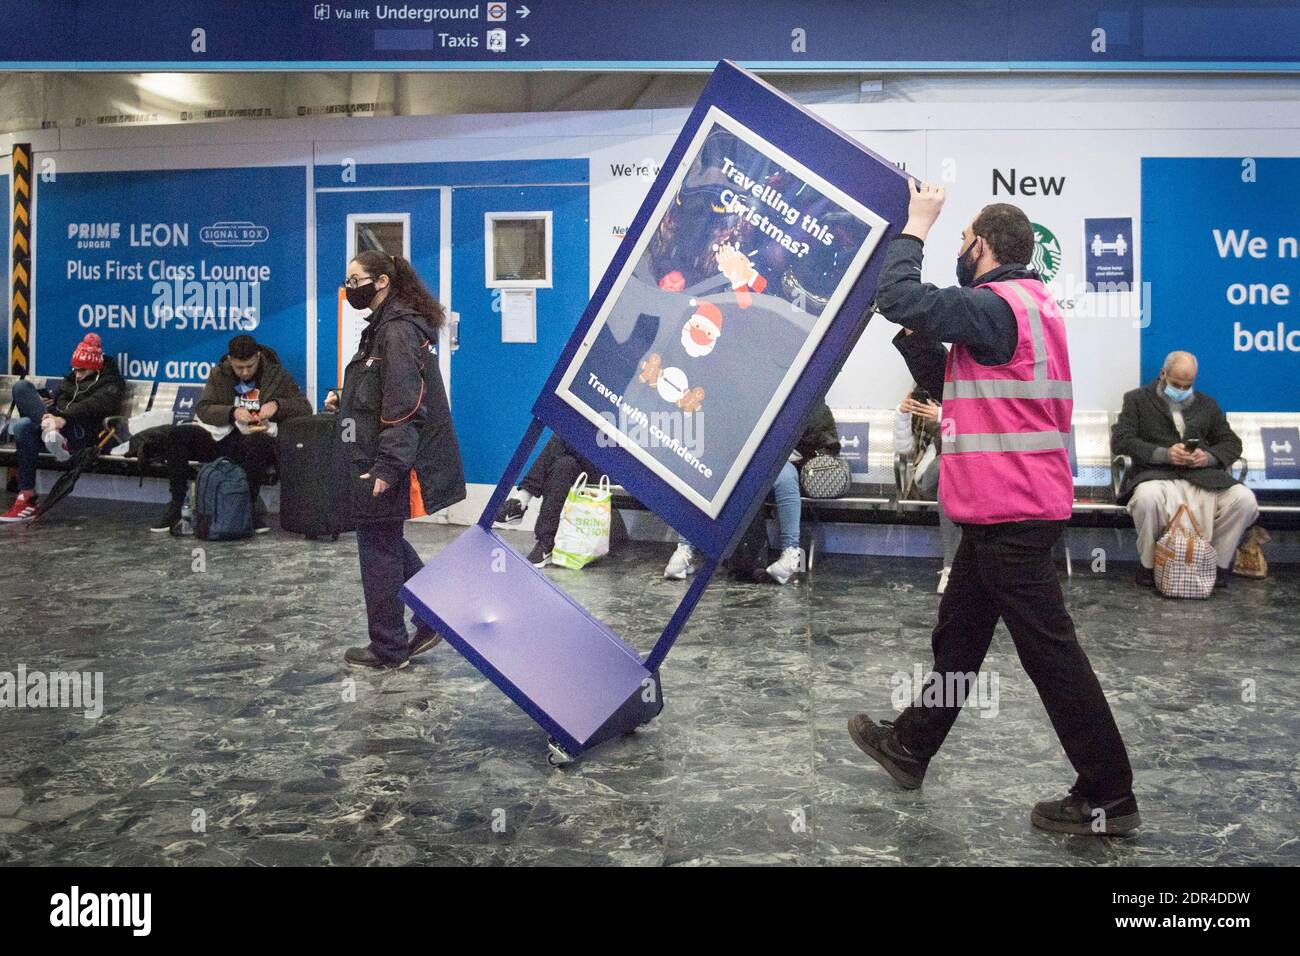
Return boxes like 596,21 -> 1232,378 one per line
1152,503 -> 1217,598
551,473 -> 612,570
1233,526 -> 1270,579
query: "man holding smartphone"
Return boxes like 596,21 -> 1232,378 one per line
1112,350 -> 1258,588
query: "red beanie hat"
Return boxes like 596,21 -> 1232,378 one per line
70,333 -> 104,371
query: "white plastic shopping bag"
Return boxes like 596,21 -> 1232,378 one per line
551,473 -> 612,569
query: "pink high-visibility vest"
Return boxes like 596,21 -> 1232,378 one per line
939,278 -> 1074,524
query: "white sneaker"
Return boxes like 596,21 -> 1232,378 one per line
937,566 -> 951,594
664,543 -> 698,580
766,546 -> 804,585
42,430 -> 70,462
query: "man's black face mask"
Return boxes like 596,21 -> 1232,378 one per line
956,238 -> 980,288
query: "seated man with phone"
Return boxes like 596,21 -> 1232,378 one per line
1111,350 -> 1258,588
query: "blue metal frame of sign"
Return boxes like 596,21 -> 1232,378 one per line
403,60 -> 910,760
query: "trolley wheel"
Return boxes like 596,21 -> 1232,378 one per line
546,739 -> 575,767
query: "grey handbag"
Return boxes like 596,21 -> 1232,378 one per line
799,453 -> 851,499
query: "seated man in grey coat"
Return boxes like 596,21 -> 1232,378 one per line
1112,350 -> 1258,589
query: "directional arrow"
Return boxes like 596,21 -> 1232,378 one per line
517,5 -> 530,17
515,33 -> 529,46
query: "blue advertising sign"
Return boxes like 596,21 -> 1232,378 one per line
1262,426 -> 1300,481
1141,158 -> 1300,412
1083,216 -> 1133,288
1,1 -> 1296,72
403,61 -> 909,761
34,166 -> 308,387
531,63 -> 908,560
553,108 -> 886,517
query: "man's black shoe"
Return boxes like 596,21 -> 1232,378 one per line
253,513 -> 270,534
847,712 -> 929,790
150,502 -> 183,533
1031,790 -> 1141,836
496,497 -> 526,526
526,541 -> 552,567
1135,565 -> 1155,588
408,626 -> 442,657
344,646 -> 409,670
1215,570 -> 1230,589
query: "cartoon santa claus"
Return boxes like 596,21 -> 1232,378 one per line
681,299 -> 724,358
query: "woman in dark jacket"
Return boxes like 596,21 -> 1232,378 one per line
331,250 -> 466,669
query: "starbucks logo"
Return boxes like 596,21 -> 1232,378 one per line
1030,222 -> 1062,282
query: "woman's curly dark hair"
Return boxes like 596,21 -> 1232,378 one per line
351,249 -> 446,330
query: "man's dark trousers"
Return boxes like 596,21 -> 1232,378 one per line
164,423 -> 277,504
892,519 -> 1134,802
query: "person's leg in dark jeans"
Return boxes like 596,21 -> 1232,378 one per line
11,418 -> 42,493
398,527 -> 440,652
355,519 -> 412,665
227,431 -> 277,502
9,380 -> 49,492
519,436 -> 566,499
532,451 -> 586,551
151,424 -> 220,529
163,424 -> 220,503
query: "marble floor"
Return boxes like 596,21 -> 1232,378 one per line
1,498 -> 1296,867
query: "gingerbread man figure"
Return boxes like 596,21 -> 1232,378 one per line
639,353 -> 663,387
677,386 -> 705,413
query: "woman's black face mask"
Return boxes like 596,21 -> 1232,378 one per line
345,277 -> 378,311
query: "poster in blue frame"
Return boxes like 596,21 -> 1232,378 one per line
532,61 -> 910,559
552,107 -> 888,519
403,61 -> 910,762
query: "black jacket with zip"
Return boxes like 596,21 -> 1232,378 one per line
48,355 -> 126,429
337,295 -> 466,523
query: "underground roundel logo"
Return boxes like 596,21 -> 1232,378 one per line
1030,222 -> 1062,282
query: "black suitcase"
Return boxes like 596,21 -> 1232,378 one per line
277,413 -> 355,539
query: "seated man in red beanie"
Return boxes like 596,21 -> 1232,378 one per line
2,333 -> 125,523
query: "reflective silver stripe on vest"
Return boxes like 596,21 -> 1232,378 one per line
943,378 -> 1073,400
944,280 -> 1068,400
1001,280 -> 1049,381
942,430 -> 1070,454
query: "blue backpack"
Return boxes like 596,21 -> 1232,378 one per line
194,458 -> 254,541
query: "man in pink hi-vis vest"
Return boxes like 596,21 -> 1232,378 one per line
847,182 -> 1139,836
